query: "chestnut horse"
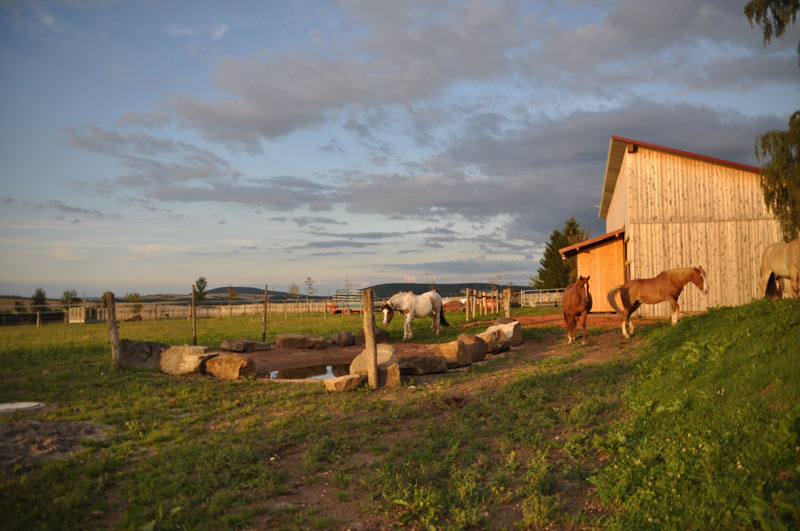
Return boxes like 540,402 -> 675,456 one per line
607,266 -> 708,339
760,238 -> 800,300
562,276 -> 592,345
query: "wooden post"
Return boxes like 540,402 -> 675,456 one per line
191,285 -> 197,346
104,292 -> 122,370
361,289 -> 378,389
465,288 -> 471,322
262,284 -> 268,342
504,288 -> 512,318
36,310 -> 41,328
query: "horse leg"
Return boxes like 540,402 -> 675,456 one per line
624,301 -> 641,338
791,267 -> 800,296
404,314 -> 414,341
564,312 -> 572,343
668,296 -> 680,325
580,310 -> 588,345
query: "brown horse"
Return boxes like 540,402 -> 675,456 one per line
607,266 -> 708,338
562,276 -> 592,345
760,238 -> 800,300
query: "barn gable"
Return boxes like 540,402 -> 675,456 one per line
569,136 -> 782,317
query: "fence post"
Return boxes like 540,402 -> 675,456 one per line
191,286 -> 197,346
262,284 -> 268,342
104,292 -> 122,370
361,289 -> 378,389
504,288 -> 511,318
465,288 -> 471,322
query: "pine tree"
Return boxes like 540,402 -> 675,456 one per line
530,216 -> 590,288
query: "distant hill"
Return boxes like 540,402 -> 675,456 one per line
367,283 -> 504,298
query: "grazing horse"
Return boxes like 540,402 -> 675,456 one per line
760,238 -> 800,300
607,266 -> 708,339
382,290 -> 449,341
562,276 -> 592,345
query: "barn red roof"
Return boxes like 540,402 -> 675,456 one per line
598,136 -> 762,219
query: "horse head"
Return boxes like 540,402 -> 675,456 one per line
576,275 -> 591,304
382,302 -> 395,325
692,266 -> 708,294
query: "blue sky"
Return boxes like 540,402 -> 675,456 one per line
1,0 -> 797,298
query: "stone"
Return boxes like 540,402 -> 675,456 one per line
160,345 -> 217,375
275,333 -> 328,349
220,338 -> 270,352
356,325 -> 390,344
495,316 -> 517,325
485,321 -> 523,346
399,355 -> 448,375
325,374 -> 364,392
330,331 -> 356,347
350,344 -> 401,388
476,329 -> 510,354
206,353 -> 255,380
457,333 -> 488,363
118,339 -> 168,369
435,340 -> 472,368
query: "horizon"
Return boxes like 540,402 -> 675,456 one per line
1,1 -> 796,298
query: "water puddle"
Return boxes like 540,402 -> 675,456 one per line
269,364 -> 350,380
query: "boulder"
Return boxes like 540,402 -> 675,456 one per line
435,340 -> 472,368
476,329 -> 510,354
160,345 -> 217,375
350,344 -> 401,388
495,316 -> 517,325
356,325 -> 390,344
485,321 -> 523,346
275,333 -> 328,349
118,339 -> 168,369
220,338 -> 270,352
206,353 -> 255,380
325,374 -> 364,392
457,333 -> 488,363
330,331 -> 356,347
399,355 -> 448,375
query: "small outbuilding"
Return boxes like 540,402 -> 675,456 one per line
561,136 -> 783,317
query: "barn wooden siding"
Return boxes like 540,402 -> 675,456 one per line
575,236 -> 626,312
604,141 -> 782,317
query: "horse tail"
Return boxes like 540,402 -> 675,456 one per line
439,308 -> 450,327
607,286 -> 623,315
765,273 -> 781,300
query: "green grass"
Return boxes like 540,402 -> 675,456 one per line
1,300 -> 799,529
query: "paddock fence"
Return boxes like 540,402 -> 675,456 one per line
518,289 -> 564,308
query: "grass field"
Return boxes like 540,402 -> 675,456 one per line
1,300 -> 799,529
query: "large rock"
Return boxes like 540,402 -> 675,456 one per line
160,345 -> 217,375
206,353 -> 255,380
495,316 -> 517,325
399,355 -> 448,375
220,338 -> 270,352
356,325 -> 390,344
457,333 -> 488,363
330,331 -> 356,347
325,374 -> 364,392
435,340 -> 472,368
275,333 -> 328,349
118,339 -> 168,369
476,329 -> 510,354
350,344 -> 401,388
485,321 -> 523,346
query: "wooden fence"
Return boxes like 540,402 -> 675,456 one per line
518,289 -> 564,308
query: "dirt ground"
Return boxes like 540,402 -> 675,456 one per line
1,312 -> 656,527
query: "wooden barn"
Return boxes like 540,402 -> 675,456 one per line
560,135 -> 783,317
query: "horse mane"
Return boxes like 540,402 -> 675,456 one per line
663,267 -> 696,285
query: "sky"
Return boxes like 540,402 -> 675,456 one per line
1,0 -> 798,298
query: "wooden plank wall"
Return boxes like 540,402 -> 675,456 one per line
576,237 -> 625,312
622,147 -> 783,317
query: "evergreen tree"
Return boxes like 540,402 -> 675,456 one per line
31,287 -> 47,310
530,216 -> 590,289
194,276 -> 208,302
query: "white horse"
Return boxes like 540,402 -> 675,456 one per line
382,290 -> 449,341
761,238 -> 800,300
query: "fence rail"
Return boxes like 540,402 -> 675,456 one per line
518,289 -> 564,308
